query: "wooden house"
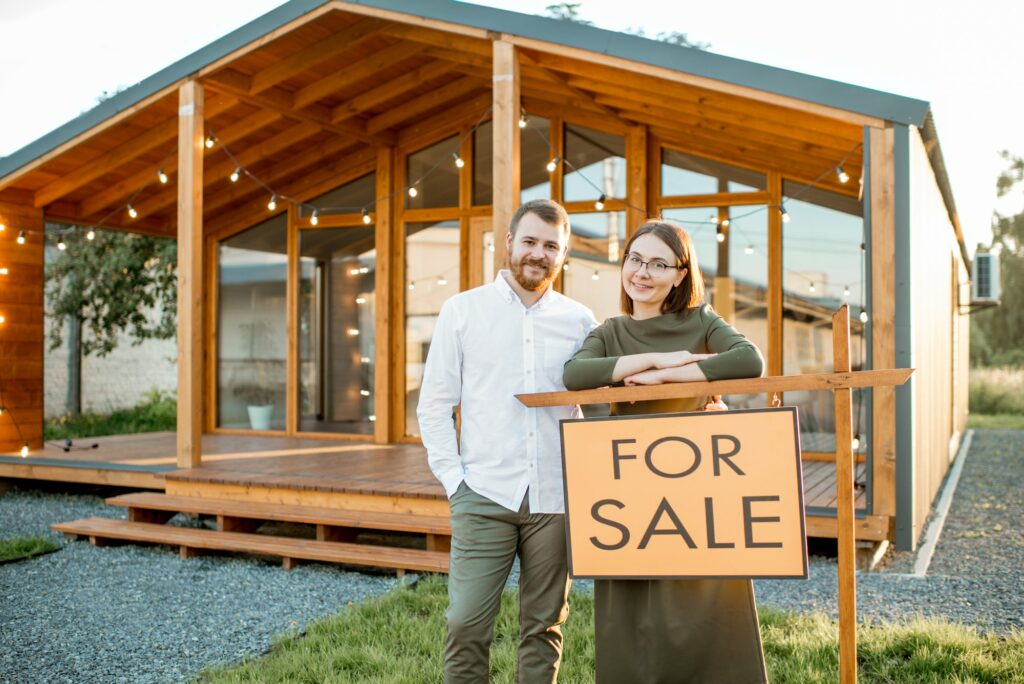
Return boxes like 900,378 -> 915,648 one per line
0,0 -> 970,564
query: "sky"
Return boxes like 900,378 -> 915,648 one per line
1,0 -> 1019,254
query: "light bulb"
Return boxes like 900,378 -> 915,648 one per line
715,227 -> 726,243
230,168 -> 240,183
851,434 -> 861,451
408,283 -> 415,290
157,169 -> 168,184
0,223 -> 5,232
809,282 -> 816,293
368,415 -> 376,422
20,443 -> 29,458
267,194 -> 277,211
860,311 -> 869,323
0,315 -> 5,324
0,268 -> 6,276
360,356 -> 371,364
350,267 -> 362,276
362,209 -> 371,225
518,114 -> 528,128
591,271 -> 600,281
562,263 -> 569,272
16,231 -> 26,245
452,153 -> 465,169
86,229 -> 96,241
780,207 -> 790,223
408,186 -> 418,198
437,276 -> 447,286
744,244 -> 754,255
0,405 -> 4,415
310,210 -> 318,226
721,218 -> 730,227
546,156 -> 560,173
360,389 -> 371,397
355,297 -> 366,304
205,134 -> 215,149
359,267 -> 369,274
57,237 -> 66,251
595,194 -> 606,211
127,204 -> 138,219
347,328 -> 360,336
836,166 -> 850,184
843,286 -> 851,298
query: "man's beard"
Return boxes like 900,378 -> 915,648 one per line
511,255 -> 557,291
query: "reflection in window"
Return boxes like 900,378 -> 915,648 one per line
298,225 -> 376,435
563,211 -> 626,323
661,149 -> 766,196
303,172 -> 376,216
407,135 -> 460,209
521,115 -> 552,203
782,183 -> 867,455
216,216 -> 288,431
564,124 -> 625,202
473,120 -> 492,206
405,221 -> 460,436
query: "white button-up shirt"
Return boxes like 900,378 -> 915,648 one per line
417,271 -> 597,514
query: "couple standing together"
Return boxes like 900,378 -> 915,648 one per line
417,199 -> 768,683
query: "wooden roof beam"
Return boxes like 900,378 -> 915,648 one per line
378,23 -> 491,58
250,17 -> 386,95
366,76 -> 486,134
398,91 -> 493,149
331,59 -> 454,124
204,70 -> 394,146
32,95 -> 237,208
517,52 -> 629,126
292,40 -> 426,110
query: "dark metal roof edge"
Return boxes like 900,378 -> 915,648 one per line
916,111 -> 971,270
0,0 -> 330,182
1,0 -> 932,183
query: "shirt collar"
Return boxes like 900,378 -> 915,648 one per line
494,270 -> 557,310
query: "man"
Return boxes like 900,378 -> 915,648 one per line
417,199 -> 596,683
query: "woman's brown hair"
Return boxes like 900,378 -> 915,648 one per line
620,221 -> 706,316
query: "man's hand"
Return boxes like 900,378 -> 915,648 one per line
703,394 -> 728,411
652,350 -> 716,369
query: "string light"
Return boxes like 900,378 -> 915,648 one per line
436,276 -> 447,286
843,286 -> 851,298
0,268 -> 7,276
362,209 -> 372,225
452,152 -> 465,169
360,389 -> 371,397
0,315 -> 5,324
546,156 -> 561,173
230,167 -> 241,183
0,223 -> 4,232
780,206 -> 791,223
595,194 -> 606,210
127,204 -> 138,219
408,283 -> 415,290
355,297 -> 366,304
591,271 -> 600,281
360,356 -> 371,363
267,194 -> 277,211
157,168 -> 168,184
20,443 -> 29,458
408,186 -> 418,198
0,405 -> 4,415
716,225 -> 726,243
809,282 -> 816,293
57,237 -> 66,251
851,434 -> 861,451
744,244 -> 754,255
518,111 -> 528,128
562,263 -> 569,272
205,134 -> 215,149
16,231 -> 25,245
347,328 -> 360,336
836,165 -> 850,184
310,210 -> 318,226
859,311 -> 869,323
86,229 -> 95,241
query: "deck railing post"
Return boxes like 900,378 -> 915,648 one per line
832,304 -> 857,682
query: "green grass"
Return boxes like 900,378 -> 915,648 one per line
968,413 -> 1024,430
44,389 -> 176,440
969,367 -> 1024,416
0,535 -> 61,562
199,575 -> 1024,683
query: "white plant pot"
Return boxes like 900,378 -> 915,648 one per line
246,404 -> 273,430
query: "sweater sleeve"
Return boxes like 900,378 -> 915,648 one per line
694,306 -> 765,381
562,325 -> 620,390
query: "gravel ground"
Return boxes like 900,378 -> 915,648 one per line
0,486 -> 396,684
1,429 -> 1020,682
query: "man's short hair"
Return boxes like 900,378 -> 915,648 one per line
509,199 -> 571,237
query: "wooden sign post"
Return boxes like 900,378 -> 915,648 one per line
517,305 -> 912,684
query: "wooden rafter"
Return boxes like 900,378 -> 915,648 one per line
203,70 -> 393,146
366,76 -> 486,134
378,23 -> 491,58
518,52 -> 627,125
250,17 -> 386,95
398,92 -> 493,149
292,40 -> 426,110
331,60 -> 454,124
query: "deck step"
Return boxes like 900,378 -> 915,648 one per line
106,492 -> 451,534
52,517 -> 449,573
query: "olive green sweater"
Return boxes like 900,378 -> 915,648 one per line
563,304 -> 764,416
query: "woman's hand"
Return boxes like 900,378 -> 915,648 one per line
703,395 -> 728,411
652,350 -> 716,369
624,368 -> 671,386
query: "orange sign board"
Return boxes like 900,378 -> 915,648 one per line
560,407 -> 807,579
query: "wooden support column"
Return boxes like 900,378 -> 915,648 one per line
869,126 -> 897,519
374,147 -> 394,444
492,40 -> 520,273
767,171 -> 783,378
832,305 -> 857,684
286,203 -> 299,435
176,80 -> 204,468
0,193 -> 44,454
625,125 -> 647,234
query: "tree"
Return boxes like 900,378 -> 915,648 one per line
973,152 -> 1024,366
545,3 -> 710,49
545,3 -> 592,24
45,227 -> 177,358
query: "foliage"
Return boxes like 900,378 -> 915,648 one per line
972,152 -> 1024,367
200,576 -> 1024,683
44,389 -> 176,440
0,536 -> 61,563
969,367 -> 1024,416
545,3 -> 709,49
545,3 -> 591,24
45,227 -> 177,357
967,413 -> 1024,430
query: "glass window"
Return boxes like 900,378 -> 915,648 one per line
562,211 -> 626,323
298,225 -> 376,435
216,216 -> 288,430
782,182 -> 867,455
564,124 -> 625,202
473,120 -> 492,206
521,115 -> 552,203
405,220 -> 460,436
304,172 -> 376,215
407,135 -> 460,209
661,149 -> 766,196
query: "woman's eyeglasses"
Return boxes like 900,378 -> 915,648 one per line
623,252 -> 682,276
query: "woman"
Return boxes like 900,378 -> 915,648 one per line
563,220 -> 767,684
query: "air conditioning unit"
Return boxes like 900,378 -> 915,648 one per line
972,252 -> 1000,302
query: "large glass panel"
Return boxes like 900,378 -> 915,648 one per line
216,216 -> 288,430
407,135 -> 460,210
405,220 -> 460,436
302,172 -> 376,216
298,225 -> 376,435
782,183 -> 868,455
662,149 -> 766,196
521,115 -> 552,203
563,211 -> 626,323
564,124 -> 625,202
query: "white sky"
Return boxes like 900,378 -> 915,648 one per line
1,0 -> 1019,253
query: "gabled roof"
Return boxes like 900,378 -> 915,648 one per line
0,0 -> 931,181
